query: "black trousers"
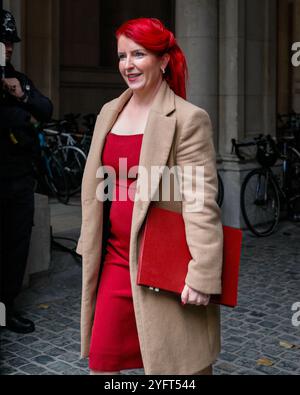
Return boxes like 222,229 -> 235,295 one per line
0,174 -> 34,312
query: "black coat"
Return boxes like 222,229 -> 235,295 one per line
0,63 -> 53,179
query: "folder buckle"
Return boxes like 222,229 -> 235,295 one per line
149,287 -> 160,293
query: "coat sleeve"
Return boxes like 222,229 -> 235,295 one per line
76,233 -> 83,255
75,101 -> 113,256
176,108 -> 223,295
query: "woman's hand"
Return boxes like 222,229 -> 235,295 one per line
181,284 -> 210,306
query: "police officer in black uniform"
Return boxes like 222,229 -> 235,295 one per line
0,10 -> 53,333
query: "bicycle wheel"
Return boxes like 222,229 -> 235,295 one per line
287,147 -> 300,216
217,172 -> 224,207
45,155 -> 70,204
52,146 -> 86,196
241,169 -> 280,237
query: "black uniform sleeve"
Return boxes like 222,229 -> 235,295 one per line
0,105 -> 29,129
19,77 -> 53,122
0,73 -> 53,129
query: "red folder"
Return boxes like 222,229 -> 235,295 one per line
137,206 -> 242,308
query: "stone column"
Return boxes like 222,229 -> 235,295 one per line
244,0 -> 277,138
175,0 -> 219,145
277,0 -> 290,115
219,0 -> 277,227
218,0 -> 246,227
219,0 -> 246,157
292,0 -> 300,112
23,0 -> 60,116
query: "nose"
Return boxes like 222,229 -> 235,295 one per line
124,55 -> 134,70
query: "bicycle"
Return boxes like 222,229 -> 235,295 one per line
217,172 -> 224,208
42,120 -> 87,196
232,134 -> 300,237
33,126 -> 70,204
79,113 -> 96,155
60,112 -> 95,156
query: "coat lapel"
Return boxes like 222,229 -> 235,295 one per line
82,89 -> 132,201
131,81 -> 176,236
82,80 -> 176,238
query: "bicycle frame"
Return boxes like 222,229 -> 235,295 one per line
279,143 -> 300,202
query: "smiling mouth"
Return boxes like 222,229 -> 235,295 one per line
127,73 -> 142,80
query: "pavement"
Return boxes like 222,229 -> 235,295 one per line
0,196 -> 300,375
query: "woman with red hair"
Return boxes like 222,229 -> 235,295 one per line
77,18 -> 223,375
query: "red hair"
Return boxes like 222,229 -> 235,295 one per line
116,18 -> 188,100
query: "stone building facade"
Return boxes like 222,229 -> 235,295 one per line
2,0 -> 298,227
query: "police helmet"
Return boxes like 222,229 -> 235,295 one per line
0,10 -> 21,43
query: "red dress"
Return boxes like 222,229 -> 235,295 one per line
89,132 -> 144,372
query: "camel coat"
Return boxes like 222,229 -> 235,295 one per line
76,80 -> 223,375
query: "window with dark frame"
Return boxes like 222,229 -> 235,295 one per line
60,0 -> 175,70
99,0 -> 175,69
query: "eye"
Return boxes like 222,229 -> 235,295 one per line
118,54 -> 126,60
135,51 -> 145,58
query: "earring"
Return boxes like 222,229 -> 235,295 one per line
162,68 -> 166,74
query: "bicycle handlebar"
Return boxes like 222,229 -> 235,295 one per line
231,138 -> 260,161
231,134 -> 277,161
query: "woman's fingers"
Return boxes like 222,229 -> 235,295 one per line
181,285 -> 210,306
196,295 -> 202,305
181,284 -> 189,305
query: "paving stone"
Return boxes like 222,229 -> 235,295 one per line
0,350 -> 17,360
280,351 -> 300,363
47,361 -> 78,375
4,344 -> 29,354
222,343 -> 244,354
56,352 -> 80,363
254,365 -> 282,375
248,311 -> 267,318
20,348 -> 41,359
29,341 -> 54,352
72,359 -> 89,369
5,358 -> 29,368
258,320 -> 280,329
19,363 -> 47,375
32,355 -> 56,365
260,345 -> 286,357
15,336 -> 40,346
219,352 -> 238,363
0,365 -> 18,375
276,360 -> 300,372
215,362 -> 240,373
48,337 -> 74,347
46,347 -> 68,358
0,339 -> 13,347
226,336 -> 248,346
235,348 -> 260,359
121,369 -> 144,375
63,343 -> 81,353
234,358 -> 258,370
237,369 -> 264,375
1,202 -> 299,376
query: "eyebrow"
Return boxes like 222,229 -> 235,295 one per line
117,49 -> 145,55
